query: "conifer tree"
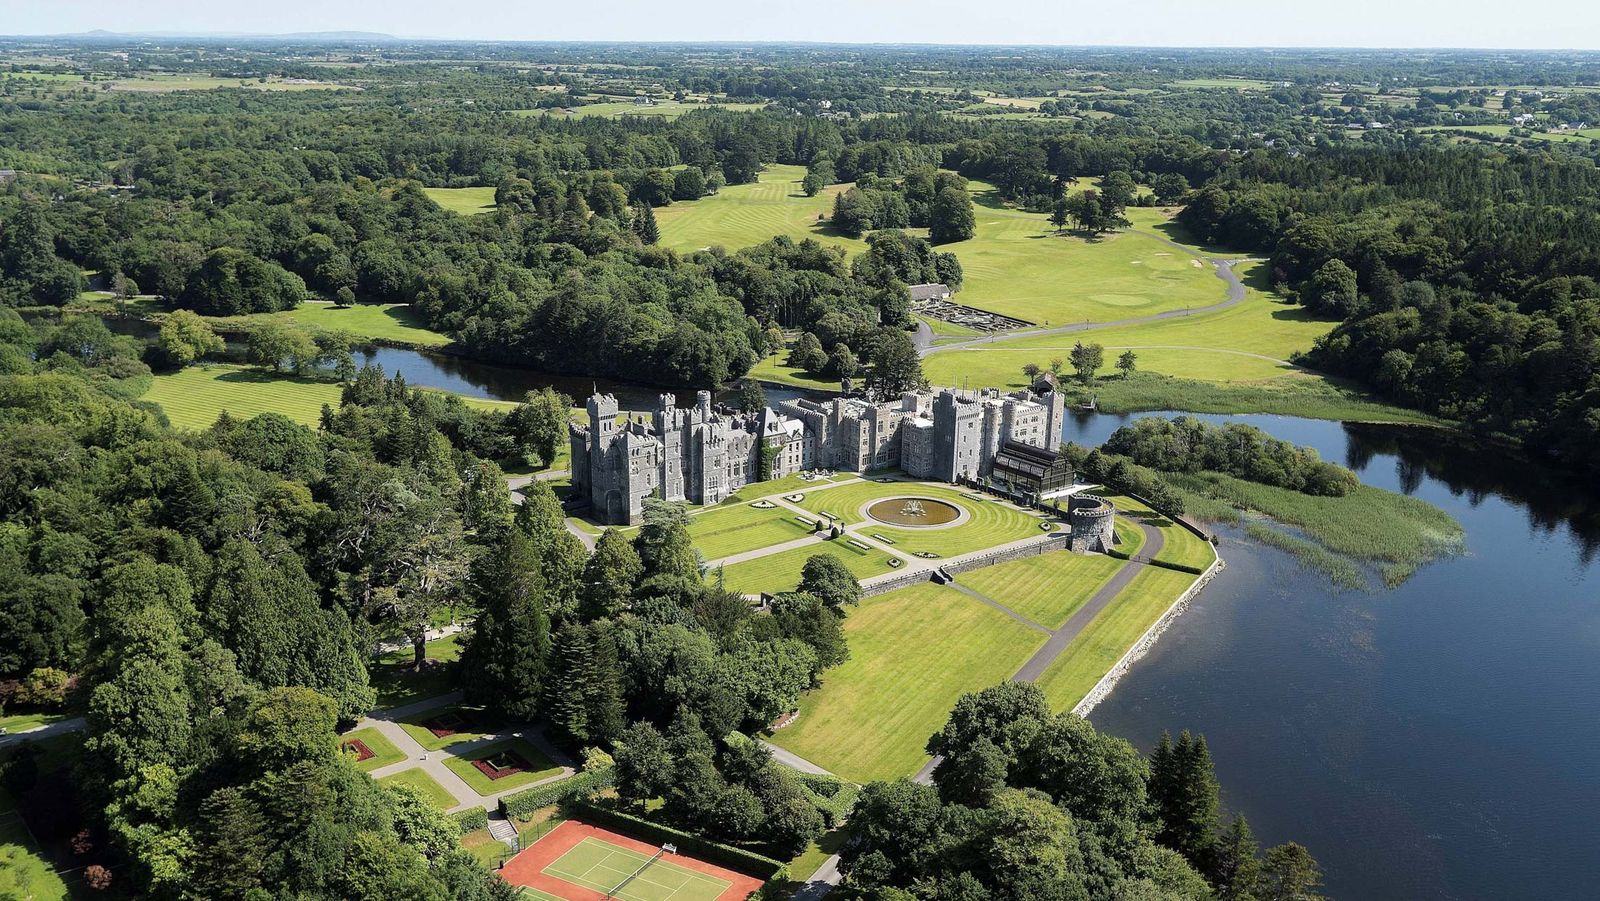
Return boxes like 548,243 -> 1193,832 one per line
585,621 -> 627,744
458,528 -> 550,719
634,202 -> 660,245
547,621 -> 594,747
1149,730 -> 1222,870
581,528 -> 642,621
1212,814 -> 1263,900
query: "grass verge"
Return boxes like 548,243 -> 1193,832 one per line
378,769 -> 458,810
441,738 -> 564,796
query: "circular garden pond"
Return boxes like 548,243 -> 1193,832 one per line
865,496 -> 964,527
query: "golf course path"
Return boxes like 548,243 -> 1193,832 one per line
1009,518 -> 1165,683
919,241 -> 1263,359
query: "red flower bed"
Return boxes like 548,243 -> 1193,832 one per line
470,750 -> 531,781
341,739 -> 375,762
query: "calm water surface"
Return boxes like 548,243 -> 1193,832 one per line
1067,412 -> 1600,900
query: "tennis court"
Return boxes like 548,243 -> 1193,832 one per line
500,820 -> 763,901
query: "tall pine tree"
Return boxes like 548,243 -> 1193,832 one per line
581,528 -> 642,621
634,202 -> 660,245
1149,730 -> 1221,870
458,528 -> 550,719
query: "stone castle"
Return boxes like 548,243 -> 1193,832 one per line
570,385 -> 1065,525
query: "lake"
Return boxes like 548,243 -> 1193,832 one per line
1067,412 -> 1600,900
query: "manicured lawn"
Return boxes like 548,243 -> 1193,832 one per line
378,768 -> 458,810
398,705 -> 504,751
424,186 -> 497,215
0,842 -> 68,901
144,363 -> 516,431
340,727 -> 407,772
867,498 -> 1050,559
145,364 -> 343,429
688,502 -> 820,560
922,259 -> 1341,390
369,633 -> 466,708
721,472 -> 857,505
747,351 -> 844,391
1113,516 -> 1146,556
959,551 -> 1127,629
1035,566 -> 1199,711
217,301 -> 448,347
939,184 -> 1225,326
768,582 -> 1048,782
790,481 -> 1044,557
655,164 -> 867,255
0,710 -> 69,735
441,738 -> 564,795
712,540 -> 896,595
1110,495 -> 1216,571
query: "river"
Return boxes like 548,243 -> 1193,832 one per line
1064,412 -> 1600,900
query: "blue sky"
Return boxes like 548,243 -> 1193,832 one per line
3,0 -> 1599,49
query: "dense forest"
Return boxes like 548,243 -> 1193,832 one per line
1,42 -> 1598,472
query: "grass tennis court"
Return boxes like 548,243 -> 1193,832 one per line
503,820 -> 762,901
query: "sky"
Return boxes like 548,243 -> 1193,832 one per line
3,0 -> 1600,49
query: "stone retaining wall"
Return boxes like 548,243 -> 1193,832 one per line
860,534 -> 1069,597
1071,553 -> 1225,717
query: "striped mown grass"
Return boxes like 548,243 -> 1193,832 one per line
767,582 -> 1048,782
654,164 -> 865,255
1034,566 -> 1200,711
790,480 -> 1046,558
959,551 -> 1127,629
711,539 -> 895,596
689,502 -> 820,560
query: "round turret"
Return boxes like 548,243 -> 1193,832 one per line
1068,494 -> 1116,553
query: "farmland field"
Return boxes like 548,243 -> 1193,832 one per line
767,582 -> 1048,782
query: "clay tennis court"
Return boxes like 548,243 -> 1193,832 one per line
499,820 -> 764,901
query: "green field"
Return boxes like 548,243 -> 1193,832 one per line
142,364 -> 514,431
216,302 -> 449,347
1034,566 -> 1200,710
103,74 -> 348,92
923,259 -> 1337,388
788,481 -> 1046,557
378,769 -> 458,810
528,99 -> 766,120
654,164 -> 865,254
341,727 -> 407,772
0,842 -> 68,901
424,186 -> 497,215
441,738 -> 563,795
768,582 -> 1048,782
959,551 -> 1127,629
398,706 -> 505,751
712,539 -> 896,595
1110,495 -> 1216,571
1421,124 -> 1600,144
687,502 -> 820,560
540,836 -> 732,901
747,351 -> 844,391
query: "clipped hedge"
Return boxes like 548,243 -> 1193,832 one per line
1147,559 -> 1206,575
566,799 -> 787,880
451,807 -> 488,832
795,772 -> 859,829
500,765 -> 615,821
